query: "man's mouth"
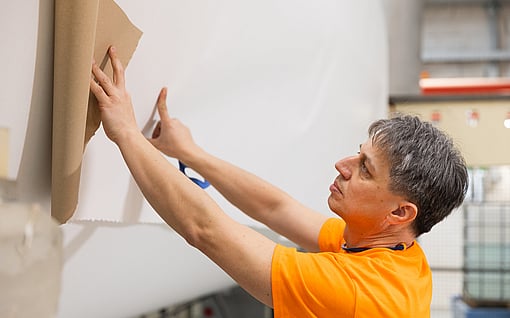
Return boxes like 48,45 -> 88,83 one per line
330,181 -> 342,195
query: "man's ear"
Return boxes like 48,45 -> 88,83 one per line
389,202 -> 417,225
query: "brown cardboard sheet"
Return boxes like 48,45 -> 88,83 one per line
52,0 -> 142,223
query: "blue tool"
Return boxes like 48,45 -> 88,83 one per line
179,161 -> 210,189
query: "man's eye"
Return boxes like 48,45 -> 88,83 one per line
360,161 -> 370,176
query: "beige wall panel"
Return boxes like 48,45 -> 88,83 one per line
395,100 -> 510,167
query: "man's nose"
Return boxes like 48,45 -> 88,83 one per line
335,156 -> 356,180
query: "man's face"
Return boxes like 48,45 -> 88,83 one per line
328,139 -> 403,230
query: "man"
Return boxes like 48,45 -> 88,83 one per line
90,47 -> 468,317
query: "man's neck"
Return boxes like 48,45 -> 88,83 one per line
343,226 -> 415,250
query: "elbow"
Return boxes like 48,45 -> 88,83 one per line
182,224 -> 202,248
181,221 -> 212,251
182,215 -> 227,257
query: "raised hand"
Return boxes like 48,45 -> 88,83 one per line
148,87 -> 202,162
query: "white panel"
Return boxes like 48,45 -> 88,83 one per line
0,0 -> 38,180
73,0 -> 388,224
57,223 -> 235,318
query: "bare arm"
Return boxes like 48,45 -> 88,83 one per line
185,151 -> 328,251
90,47 -> 276,306
149,90 -> 329,252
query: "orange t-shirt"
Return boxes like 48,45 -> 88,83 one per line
271,218 -> 432,317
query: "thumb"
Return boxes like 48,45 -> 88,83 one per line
156,87 -> 170,120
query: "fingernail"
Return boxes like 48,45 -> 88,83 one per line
110,46 -> 116,52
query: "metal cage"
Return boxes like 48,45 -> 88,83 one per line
463,202 -> 510,307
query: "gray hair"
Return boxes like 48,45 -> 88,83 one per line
368,114 -> 468,236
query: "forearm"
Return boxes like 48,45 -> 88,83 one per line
182,149 -> 297,228
180,149 -> 330,251
116,130 -> 222,244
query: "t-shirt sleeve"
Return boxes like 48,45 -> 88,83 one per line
318,218 -> 346,252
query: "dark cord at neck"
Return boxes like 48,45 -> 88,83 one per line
342,242 -> 410,253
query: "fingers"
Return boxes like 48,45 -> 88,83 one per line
90,46 -> 125,97
91,60 -> 114,96
156,87 -> 170,119
109,46 -> 125,87
90,77 -> 108,100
